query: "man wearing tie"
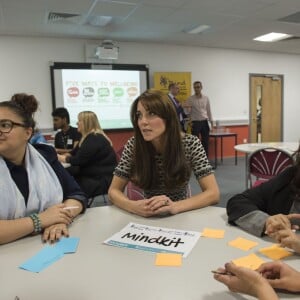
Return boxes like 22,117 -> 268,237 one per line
168,83 -> 187,132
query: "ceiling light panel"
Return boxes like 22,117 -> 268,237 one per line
254,32 -> 292,42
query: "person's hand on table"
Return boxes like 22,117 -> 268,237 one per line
258,261 -> 300,292
43,223 -> 69,243
57,154 -> 67,163
146,195 -> 176,215
130,199 -> 158,217
265,214 -> 294,235
214,262 -> 278,300
39,203 -> 73,228
271,228 -> 300,253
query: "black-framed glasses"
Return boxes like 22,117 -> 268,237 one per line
0,119 -> 26,133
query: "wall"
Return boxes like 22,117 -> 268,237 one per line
0,36 -> 299,145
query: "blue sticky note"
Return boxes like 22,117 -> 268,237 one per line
55,237 -> 80,253
19,246 -> 64,273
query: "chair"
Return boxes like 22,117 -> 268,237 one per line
248,147 -> 293,188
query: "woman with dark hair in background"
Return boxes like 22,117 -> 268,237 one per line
58,111 -> 117,198
108,89 -> 219,217
0,98 -> 87,244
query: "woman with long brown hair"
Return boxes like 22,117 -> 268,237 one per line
108,89 -> 219,217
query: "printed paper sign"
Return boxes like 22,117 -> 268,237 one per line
104,222 -> 201,258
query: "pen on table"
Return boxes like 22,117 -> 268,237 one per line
211,270 -> 235,276
63,206 -> 79,210
264,229 -> 296,235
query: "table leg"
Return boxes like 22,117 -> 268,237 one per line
221,136 -> 223,163
234,135 -> 237,165
245,153 -> 248,188
214,136 -> 217,169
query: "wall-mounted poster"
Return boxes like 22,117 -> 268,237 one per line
153,72 -> 191,103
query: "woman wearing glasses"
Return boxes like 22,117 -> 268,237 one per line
0,98 -> 87,245
108,89 -> 219,217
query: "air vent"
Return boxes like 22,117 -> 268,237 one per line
278,11 -> 300,24
48,12 -> 80,23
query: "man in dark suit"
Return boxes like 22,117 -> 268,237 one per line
167,83 -> 187,132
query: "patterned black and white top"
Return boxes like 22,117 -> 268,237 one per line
114,134 -> 213,201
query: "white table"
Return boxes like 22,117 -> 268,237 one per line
235,142 -> 298,188
1,206 -> 300,300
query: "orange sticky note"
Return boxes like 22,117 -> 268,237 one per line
155,253 -> 182,267
232,253 -> 265,270
202,228 -> 225,239
259,244 -> 294,260
228,237 -> 258,251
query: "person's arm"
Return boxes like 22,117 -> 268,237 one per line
42,199 -> 83,243
228,167 -> 295,223
56,148 -> 72,154
0,203 -> 73,245
0,218 -> 36,245
270,227 -> 300,253
147,173 -> 219,215
258,261 -> 300,292
214,262 -> 278,300
108,176 -> 156,217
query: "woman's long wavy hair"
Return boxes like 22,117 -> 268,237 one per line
78,111 -> 112,146
130,89 -> 191,190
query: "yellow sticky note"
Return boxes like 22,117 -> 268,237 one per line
155,253 -> 182,267
228,237 -> 258,251
202,228 -> 225,239
232,253 -> 266,270
259,244 -> 294,260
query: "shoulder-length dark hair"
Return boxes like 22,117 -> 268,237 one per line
130,89 -> 191,189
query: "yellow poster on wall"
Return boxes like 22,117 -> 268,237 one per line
153,72 -> 191,103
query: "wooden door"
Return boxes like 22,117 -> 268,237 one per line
250,75 -> 283,143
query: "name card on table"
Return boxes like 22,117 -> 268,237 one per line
104,222 -> 201,258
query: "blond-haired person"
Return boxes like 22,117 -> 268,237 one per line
58,111 -> 117,198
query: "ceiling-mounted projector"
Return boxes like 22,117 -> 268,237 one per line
95,40 -> 119,59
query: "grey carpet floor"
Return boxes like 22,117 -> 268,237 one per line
190,156 -> 246,208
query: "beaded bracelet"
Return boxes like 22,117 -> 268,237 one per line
29,213 -> 42,233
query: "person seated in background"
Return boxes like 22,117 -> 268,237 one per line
0,99 -> 87,245
58,111 -> 117,198
52,107 -> 81,154
29,129 -> 47,144
214,261 -> 300,300
10,93 -> 47,145
227,145 -> 300,242
108,89 -> 219,217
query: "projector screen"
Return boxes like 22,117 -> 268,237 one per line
51,63 -> 149,130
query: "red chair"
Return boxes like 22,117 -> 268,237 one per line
248,147 -> 293,188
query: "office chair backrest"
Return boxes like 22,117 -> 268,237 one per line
248,147 -> 293,187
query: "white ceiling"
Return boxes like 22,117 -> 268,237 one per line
1,0 -> 300,54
